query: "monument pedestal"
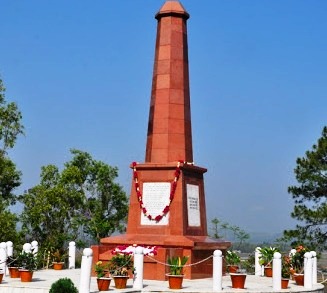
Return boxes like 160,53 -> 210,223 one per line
92,163 -> 231,280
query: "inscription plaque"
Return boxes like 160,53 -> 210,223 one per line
187,184 -> 201,227
140,182 -> 170,225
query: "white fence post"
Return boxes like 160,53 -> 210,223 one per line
79,248 -> 93,293
69,241 -> 76,269
212,250 -> 222,291
31,241 -> 38,255
255,247 -> 262,276
133,246 -> 144,289
311,251 -> 317,284
304,252 -> 313,289
0,242 -> 7,275
272,252 -> 281,290
6,241 -> 13,257
23,243 -> 32,253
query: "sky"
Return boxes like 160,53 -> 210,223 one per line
1,0 -> 327,238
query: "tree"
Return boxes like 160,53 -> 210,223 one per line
19,149 -> 129,249
0,78 -> 24,155
210,217 -> 221,239
284,126 -> 327,251
0,77 -> 24,243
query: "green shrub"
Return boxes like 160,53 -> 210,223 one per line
49,277 -> 78,293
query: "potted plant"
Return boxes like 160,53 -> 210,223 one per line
19,251 -> 37,282
281,255 -> 291,289
109,253 -> 133,289
291,245 -> 309,286
258,246 -> 280,277
225,250 -> 241,273
95,261 -> 111,291
51,248 -> 67,270
6,253 -> 22,278
166,256 -> 189,289
230,267 -> 247,289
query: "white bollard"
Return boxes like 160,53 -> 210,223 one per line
0,242 -> 7,275
255,247 -> 262,276
212,250 -> 222,291
5,241 -> 13,276
23,243 -> 32,253
133,246 -> 144,289
69,241 -> 76,269
79,248 -> 93,293
311,251 -> 317,284
272,252 -> 281,290
31,241 -> 38,255
304,252 -> 313,289
6,241 -> 13,257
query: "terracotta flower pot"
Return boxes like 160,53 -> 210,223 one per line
9,267 -> 20,278
97,277 -> 111,291
265,266 -> 273,277
113,275 -> 129,289
227,265 -> 239,273
281,278 -> 289,289
230,273 -> 247,289
19,270 -> 33,282
53,262 -> 64,270
294,273 -> 304,286
167,275 -> 184,289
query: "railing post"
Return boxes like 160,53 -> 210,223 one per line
212,250 -> 222,291
69,241 -> 76,269
272,252 -> 281,290
79,248 -> 93,293
23,243 -> 32,253
6,241 -> 13,257
304,252 -> 313,289
255,247 -> 262,276
0,242 -> 7,276
311,251 -> 317,284
31,241 -> 38,255
5,241 -> 13,276
133,246 -> 144,289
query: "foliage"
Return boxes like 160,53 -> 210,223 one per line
109,253 -> 133,276
282,255 -> 291,278
290,244 -> 310,273
52,248 -> 67,263
285,126 -> 327,251
19,149 -> 128,250
49,277 -> 78,293
258,247 -> 280,266
0,77 -> 24,243
6,253 -> 22,268
225,250 -> 241,266
95,261 -> 108,278
241,253 -> 255,274
209,218 -> 250,250
167,256 -> 189,275
19,251 -> 37,271
0,78 -> 24,154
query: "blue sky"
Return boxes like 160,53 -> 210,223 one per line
1,1 -> 327,237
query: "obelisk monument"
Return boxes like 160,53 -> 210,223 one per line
94,0 -> 231,280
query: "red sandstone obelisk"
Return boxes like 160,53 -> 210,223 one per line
96,0 -> 231,280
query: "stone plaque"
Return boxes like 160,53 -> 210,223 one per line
140,182 -> 170,225
187,184 -> 201,227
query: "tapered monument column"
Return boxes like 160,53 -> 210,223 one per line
96,0 -> 231,280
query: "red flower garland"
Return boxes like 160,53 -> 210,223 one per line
132,160 -> 185,222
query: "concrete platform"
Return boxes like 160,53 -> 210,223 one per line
0,269 -> 324,293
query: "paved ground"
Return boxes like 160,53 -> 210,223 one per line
0,269 -> 324,293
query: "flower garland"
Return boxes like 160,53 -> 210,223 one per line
132,160 -> 192,222
112,244 -> 158,256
